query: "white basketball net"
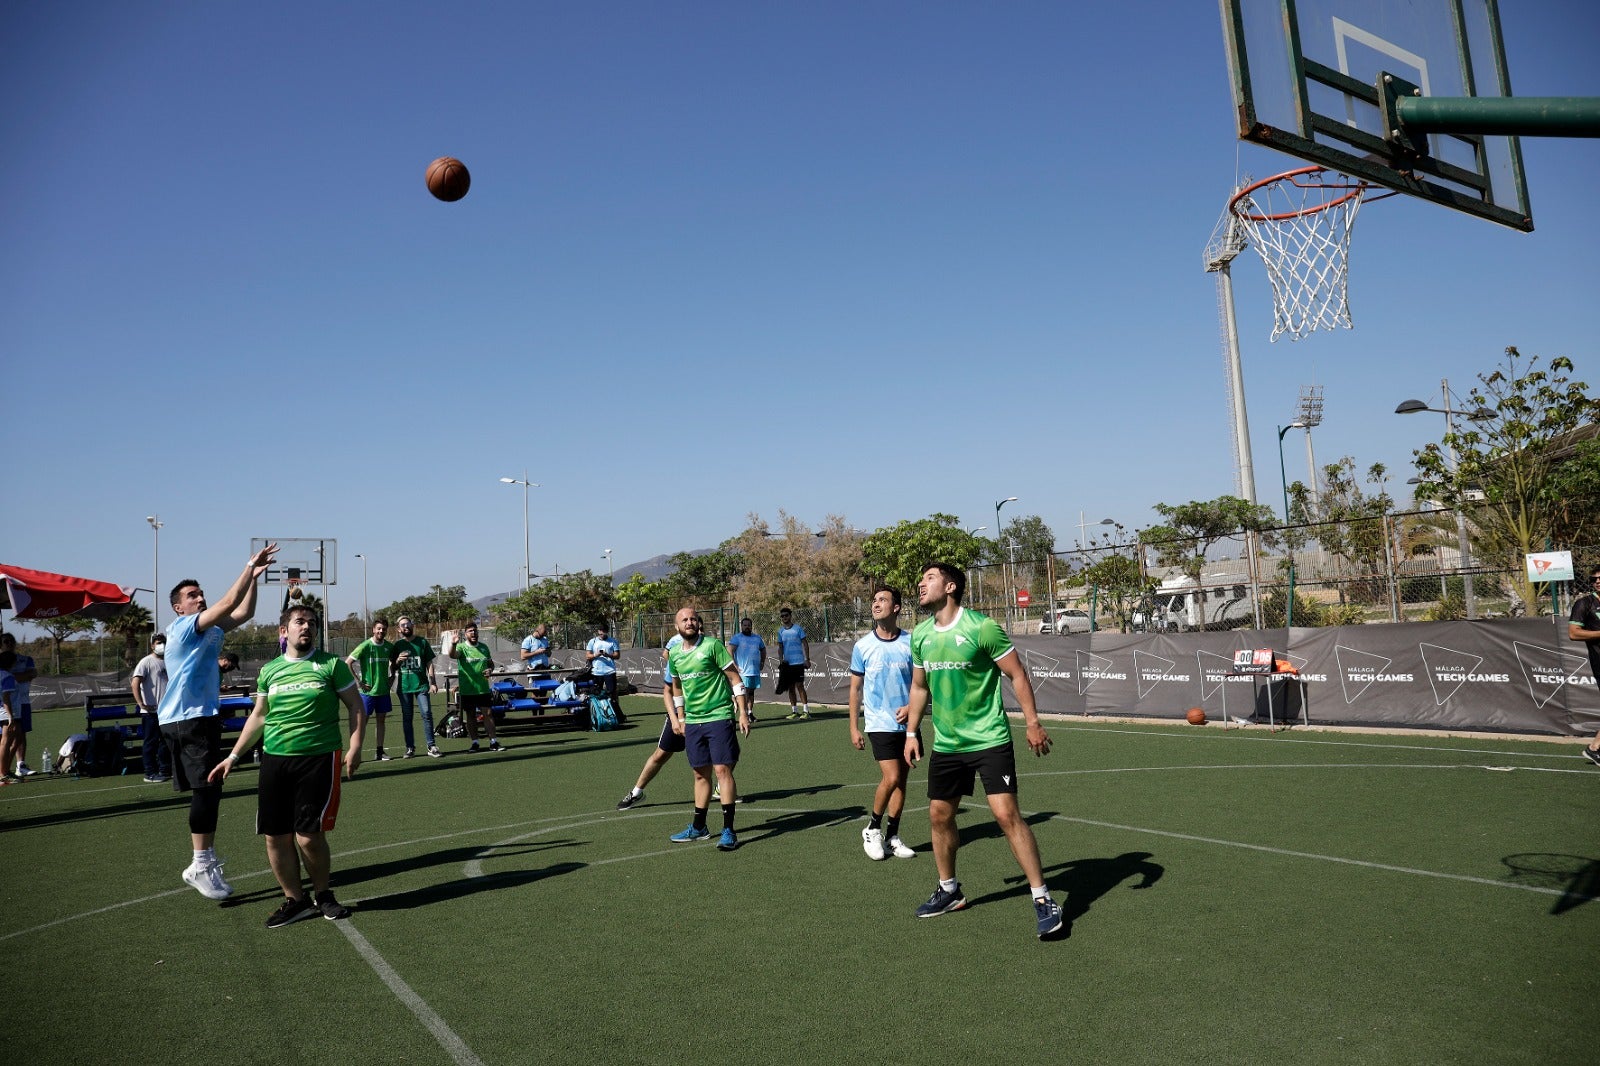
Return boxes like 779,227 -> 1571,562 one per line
1233,171 -> 1365,342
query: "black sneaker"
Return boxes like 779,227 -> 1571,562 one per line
315,890 -> 350,921
265,896 -> 315,929
915,883 -> 967,918
488,740 -> 503,752
616,789 -> 644,810
1034,896 -> 1065,939
1582,746 -> 1600,768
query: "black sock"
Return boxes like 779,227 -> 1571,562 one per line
868,810 -> 884,831
886,815 -> 900,839
722,803 -> 736,832
693,806 -> 708,831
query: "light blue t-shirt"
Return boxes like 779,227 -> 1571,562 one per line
727,632 -> 766,677
662,634 -> 683,684
521,634 -> 551,670
157,613 -> 225,725
587,635 -> 619,676
850,628 -> 914,733
777,623 -> 807,665
0,670 -> 15,718
5,653 -> 34,706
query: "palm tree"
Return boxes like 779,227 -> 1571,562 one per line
103,603 -> 154,669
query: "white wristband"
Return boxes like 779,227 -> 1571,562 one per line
731,683 -> 746,697
673,696 -> 685,709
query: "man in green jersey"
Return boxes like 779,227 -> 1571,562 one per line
664,607 -> 750,851
389,616 -> 440,758
905,563 -> 1064,939
346,618 -> 397,760
451,622 -> 500,752
211,604 -> 366,929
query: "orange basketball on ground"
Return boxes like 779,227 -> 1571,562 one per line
1186,707 -> 1207,725
426,157 -> 471,202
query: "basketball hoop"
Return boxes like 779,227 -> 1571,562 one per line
1230,166 -> 1370,342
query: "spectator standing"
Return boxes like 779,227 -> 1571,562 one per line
451,622 -> 500,752
0,633 -> 38,775
776,607 -> 811,719
347,619 -> 398,758
1569,565 -> 1600,768
725,617 -> 766,721
586,622 -> 621,708
131,634 -> 173,782
390,616 -> 440,758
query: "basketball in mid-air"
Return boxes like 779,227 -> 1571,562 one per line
425,157 -> 471,202
1186,707 -> 1207,725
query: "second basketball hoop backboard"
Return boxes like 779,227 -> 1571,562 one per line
251,537 -> 337,586
1220,0 -> 1532,230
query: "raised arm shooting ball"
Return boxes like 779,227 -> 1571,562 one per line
425,157 -> 471,202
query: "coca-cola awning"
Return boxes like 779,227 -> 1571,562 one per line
0,564 -> 135,621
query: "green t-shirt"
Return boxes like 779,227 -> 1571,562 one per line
455,640 -> 493,695
911,607 -> 1014,754
390,636 -> 435,694
255,651 -> 357,757
348,638 -> 393,694
667,636 -> 736,724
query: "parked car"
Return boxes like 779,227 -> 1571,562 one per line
1039,608 -> 1092,635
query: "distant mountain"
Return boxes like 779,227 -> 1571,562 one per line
471,548 -> 711,614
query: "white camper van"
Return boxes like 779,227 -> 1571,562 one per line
1133,575 -> 1256,632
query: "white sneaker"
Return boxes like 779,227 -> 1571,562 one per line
182,859 -> 234,900
862,826 -> 887,861
887,835 -> 916,859
14,764 -> 34,777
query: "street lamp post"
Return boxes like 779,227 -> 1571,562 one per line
1077,512 -> 1113,550
603,548 -> 614,584
354,553 -> 369,627
1395,379 -> 1496,619
994,497 -> 1018,541
499,473 -> 539,591
146,515 -> 164,633
1277,422 -> 1308,629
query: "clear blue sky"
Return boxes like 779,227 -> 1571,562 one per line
5,2 -> 1596,630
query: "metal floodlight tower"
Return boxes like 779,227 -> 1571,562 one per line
1294,384 -> 1324,505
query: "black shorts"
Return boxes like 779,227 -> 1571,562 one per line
657,717 -> 686,754
869,730 -> 919,765
161,717 -> 225,793
684,719 -> 740,769
927,743 -> 1018,801
776,662 -> 807,694
460,692 -> 494,712
258,750 -> 342,836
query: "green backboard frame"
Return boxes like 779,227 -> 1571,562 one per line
1220,0 -> 1533,230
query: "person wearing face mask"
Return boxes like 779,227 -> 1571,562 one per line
132,633 -> 173,782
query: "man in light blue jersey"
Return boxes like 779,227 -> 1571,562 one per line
848,586 -> 917,861
776,607 -> 811,719
159,544 -> 279,902
725,617 -> 766,721
519,622 -> 552,678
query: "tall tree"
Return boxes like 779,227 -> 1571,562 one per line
984,514 -> 1056,599
1288,457 -> 1395,604
859,514 -> 987,597
661,546 -> 744,605
1410,348 -> 1600,609
491,570 -> 618,634
1142,496 -> 1280,582
375,584 -> 475,625
1079,554 -> 1151,633
613,572 -> 670,622
729,511 -> 867,609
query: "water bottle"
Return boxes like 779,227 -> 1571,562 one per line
41,748 -> 54,774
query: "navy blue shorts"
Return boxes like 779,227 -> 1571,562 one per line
684,719 -> 740,769
360,694 -> 392,716
657,717 -> 686,754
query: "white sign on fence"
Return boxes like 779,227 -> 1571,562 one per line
1525,551 -> 1574,584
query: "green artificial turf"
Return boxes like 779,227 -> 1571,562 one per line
3,701 -> 1595,1065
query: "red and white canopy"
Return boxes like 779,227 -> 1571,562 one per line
0,564 -> 135,621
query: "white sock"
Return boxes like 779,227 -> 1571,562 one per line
1031,884 -> 1050,901
802,703 -> 810,715
939,878 -> 958,893
629,787 -> 643,798
193,849 -> 211,865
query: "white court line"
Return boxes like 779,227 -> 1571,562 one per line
1024,762 -> 1594,778
0,780 -> 152,803
1040,812 -> 1599,903
1050,723 -> 1590,762
336,921 -> 486,1066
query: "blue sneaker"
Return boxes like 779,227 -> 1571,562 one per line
1034,896 -> 1065,939
716,828 -> 738,851
915,883 -> 967,918
670,824 -> 710,843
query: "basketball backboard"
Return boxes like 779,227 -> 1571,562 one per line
251,537 -> 337,585
1220,0 -> 1532,230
